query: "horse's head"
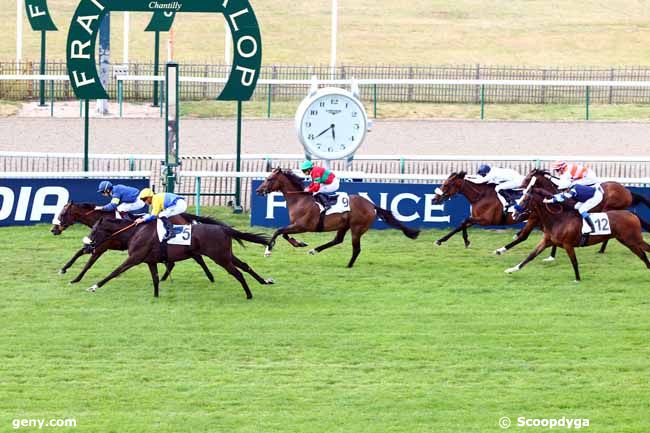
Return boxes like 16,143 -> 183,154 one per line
256,168 -> 305,195
84,217 -> 121,250
521,168 -> 557,192
432,171 -> 467,204
513,178 -> 556,220
51,202 -> 74,235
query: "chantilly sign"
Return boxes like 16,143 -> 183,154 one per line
66,0 -> 262,101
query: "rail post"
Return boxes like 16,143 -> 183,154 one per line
50,80 -> 54,117
195,176 -> 201,215
585,86 -> 590,120
118,79 -> 123,117
481,84 -> 485,120
233,100 -> 243,213
267,83 -> 272,118
399,157 -> 405,183
373,83 -> 377,118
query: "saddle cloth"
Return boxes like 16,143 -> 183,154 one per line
156,220 -> 192,245
583,213 -> 611,235
317,193 -> 351,215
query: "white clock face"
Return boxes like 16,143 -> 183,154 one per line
299,92 -> 367,160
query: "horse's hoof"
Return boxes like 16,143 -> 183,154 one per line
464,242 -> 471,248
494,247 -> 507,255
542,256 -> 556,263
265,278 -> 275,285
435,240 -> 443,246
58,269 -> 66,275
86,285 -> 98,292
308,249 -> 317,255
70,279 -> 80,284
505,265 -> 520,274
298,242 -> 308,247
264,246 -> 272,257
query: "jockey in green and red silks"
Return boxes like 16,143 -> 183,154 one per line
300,160 -> 340,211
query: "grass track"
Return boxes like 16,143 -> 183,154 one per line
0,208 -> 648,432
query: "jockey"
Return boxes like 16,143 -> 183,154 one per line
543,178 -> 604,240
300,160 -> 340,212
134,188 -> 188,241
95,181 -> 145,216
552,160 -> 599,187
470,164 -> 524,211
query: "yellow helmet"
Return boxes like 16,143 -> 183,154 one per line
139,188 -> 154,200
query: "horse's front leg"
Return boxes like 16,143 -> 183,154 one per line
436,217 -> 474,246
495,219 -> 536,255
283,233 -> 308,248
59,246 -> 88,275
86,255 -> 143,293
505,237 -> 551,274
265,224 -> 307,257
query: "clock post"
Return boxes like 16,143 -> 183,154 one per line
164,62 -> 180,193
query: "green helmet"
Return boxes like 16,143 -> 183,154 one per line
300,160 -> 314,171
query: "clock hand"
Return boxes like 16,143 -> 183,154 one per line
315,125 -> 332,138
331,125 -> 336,140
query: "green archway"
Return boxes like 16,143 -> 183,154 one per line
66,0 -> 262,101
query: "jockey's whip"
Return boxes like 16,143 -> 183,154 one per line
109,222 -> 138,238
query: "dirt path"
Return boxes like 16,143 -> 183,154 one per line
1,108 -> 650,157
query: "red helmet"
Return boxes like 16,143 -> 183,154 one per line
552,160 -> 567,172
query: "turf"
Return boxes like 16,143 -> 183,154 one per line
0,207 -> 648,433
4,1 -> 650,66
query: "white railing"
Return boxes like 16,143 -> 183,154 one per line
0,170 -> 150,179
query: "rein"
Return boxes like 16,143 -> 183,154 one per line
460,179 -> 484,201
83,208 -> 98,217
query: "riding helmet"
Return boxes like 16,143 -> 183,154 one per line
477,164 -> 491,176
97,180 -> 113,193
139,188 -> 155,200
300,160 -> 314,171
552,160 -> 568,172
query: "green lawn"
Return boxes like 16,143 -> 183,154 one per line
4,1 -> 650,65
181,100 -> 650,121
0,207 -> 648,432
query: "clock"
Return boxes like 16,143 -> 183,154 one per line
295,86 -> 369,161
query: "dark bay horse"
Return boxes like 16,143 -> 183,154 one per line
506,185 -> 650,281
432,171 -> 538,248
86,217 -> 273,299
495,169 -> 650,257
51,202 -> 215,283
255,168 -> 420,268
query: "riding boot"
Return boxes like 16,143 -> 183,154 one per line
580,215 -> 596,246
314,194 -> 331,213
161,217 -> 174,242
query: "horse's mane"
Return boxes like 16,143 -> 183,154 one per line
279,168 -> 307,190
71,202 -> 96,209
530,168 -> 552,177
449,171 -> 467,179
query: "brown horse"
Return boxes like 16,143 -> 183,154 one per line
505,185 -> 650,281
255,168 -> 420,268
496,169 -> 650,257
432,171 -> 538,249
51,202 -> 215,283
85,216 -> 273,299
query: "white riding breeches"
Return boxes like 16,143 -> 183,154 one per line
494,179 -> 522,208
315,177 -> 340,194
575,186 -> 604,214
158,199 -> 188,218
117,199 -> 145,213
572,176 -> 600,187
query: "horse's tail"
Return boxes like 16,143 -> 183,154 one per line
374,206 -> 420,239
631,192 -> 650,208
181,213 -> 229,226
222,226 -> 270,247
631,211 -> 650,232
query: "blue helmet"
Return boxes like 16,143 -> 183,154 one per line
97,180 -> 113,193
477,164 -> 491,176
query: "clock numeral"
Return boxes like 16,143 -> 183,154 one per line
345,103 -> 349,108
327,146 -> 334,152
307,134 -> 315,140
351,112 -> 358,117
305,122 -> 312,128
331,99 -> 339,105
340,144 -> 347,150
350,136 -> 355,142
354,124 -> 360,130
319,101 -> 325,107
316,143 -> 322,149
310,110 -> 318,115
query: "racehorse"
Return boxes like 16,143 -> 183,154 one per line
51,202 -> 216,283
494,169 -> 650,257
431,171 -> 538,248
506,184 -> 650,281
85,217 -> 273,299
255,168 -> 420,268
